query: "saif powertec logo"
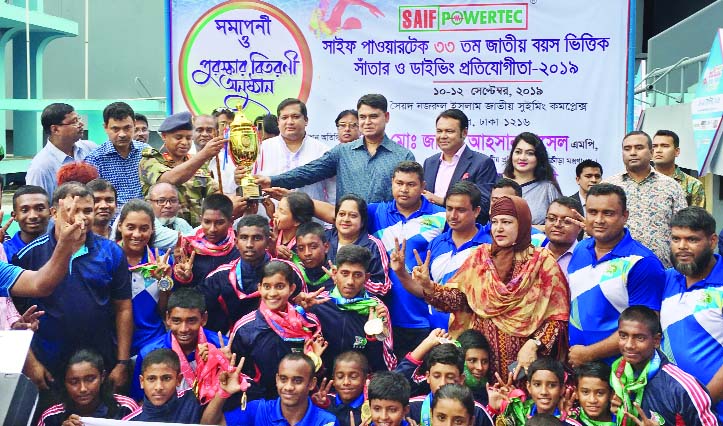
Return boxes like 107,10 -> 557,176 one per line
399,3 -> 528,32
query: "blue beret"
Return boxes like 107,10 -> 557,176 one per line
158,111 -> 193,132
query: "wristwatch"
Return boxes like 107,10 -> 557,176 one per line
530,338 -> 542,347
158,277 -> 174,292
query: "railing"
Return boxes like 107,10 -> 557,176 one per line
634,52 -> 709,106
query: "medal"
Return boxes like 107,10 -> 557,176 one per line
158,277 -> 174,292
364,317 -> 384,336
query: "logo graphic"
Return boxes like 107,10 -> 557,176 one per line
399,3 -> 528,32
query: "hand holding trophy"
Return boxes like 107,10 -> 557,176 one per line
228,102 -> 264,200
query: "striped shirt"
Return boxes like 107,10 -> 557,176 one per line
661,254 -> 723,422
368,196 -> 446,328
85,140 -> 151,206
567,230 -> 664,362
271,134 -> 415,203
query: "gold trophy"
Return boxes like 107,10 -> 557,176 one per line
228,103 -> 263,200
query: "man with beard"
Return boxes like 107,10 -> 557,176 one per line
661,207 -> 723,423
147,182 -> 193,234
87,179 -> 117,239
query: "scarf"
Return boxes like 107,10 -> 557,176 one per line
330,287 -> 378,315
579,409 -> 616,426
184,227 -> 235,256
500,389 -> 533,426
610,351 -> 661,426
464,364 -> 487,389
446,242 -> 569,337
296,262 -> 331,289
258,300 -> 316,343
489,196 -> 532,283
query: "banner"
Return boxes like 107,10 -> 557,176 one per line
167,0 -> 632,194
81,419 -> 200,426
692,28 -> 723,175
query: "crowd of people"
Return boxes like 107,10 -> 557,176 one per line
0,92 -> 719,426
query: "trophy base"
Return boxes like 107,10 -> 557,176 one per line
239,184 -> 264,201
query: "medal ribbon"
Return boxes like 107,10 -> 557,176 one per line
610,351 -> 661,426
329,287 -> 378,316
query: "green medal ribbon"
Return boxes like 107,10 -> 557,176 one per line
464,363 -> 487,389
579,409 -> 617,426
330,287 -> 378,315
610,351 -> 661,426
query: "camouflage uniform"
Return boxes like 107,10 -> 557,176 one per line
673,166 -> 706,208
139,147 -> 219,227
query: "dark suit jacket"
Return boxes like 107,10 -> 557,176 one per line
568,191 -> 583,211
423,145 -> 498,222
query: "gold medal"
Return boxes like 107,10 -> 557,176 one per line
361,400 -> 371,423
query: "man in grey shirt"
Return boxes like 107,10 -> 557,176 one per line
255,94 -> 414,203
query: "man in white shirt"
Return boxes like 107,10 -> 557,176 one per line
256,98 -> 335,204
531,196 -> 584,279
27,103 -> 96,200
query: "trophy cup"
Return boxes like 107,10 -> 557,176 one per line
228,103 -> 264,200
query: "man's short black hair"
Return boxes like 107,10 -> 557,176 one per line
357,94 -> 388,112
335,109 -> 358,126
393,161 -> 424,184
575,159 -> 603,177
444,181 -> 482,210
368,371 -> 410,406
334,351 -> 370,376
654,129 -> 680,148
52,182 -> 92,207
103,102 -> 135,125
279,352 -> 316,380
619,305 -> 662,335
41,103 -> 75,133
295,221 -> 328,242
236,214 -> 271,237
255,114 -> 279,136
134,113 -> 149,126
212,108 -> 234,120
13,185 -> 49,210
436,108 -> 469,131
166,288 -> 206,314
141,348 -> 180,374
549,196 -> 583,217
574,361 -> 612,386
457,329 -> 491,356
586,183 -> 627,212
335,245 -> 371,271
424,343 -> 464,375
201,193 -> 233,220
528,413 -> 564,426
623,130 -> 652,150
527,357 -> 565,385
277,98 -> 308,119
493,178 -> 522,197
86,178 -> 117,199
670,206 -> 716,236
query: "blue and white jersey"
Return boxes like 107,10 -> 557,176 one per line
367,197 -> 446,328
661,255 -> 723,422
567,230 -> 664,362
427,224 -> 490,330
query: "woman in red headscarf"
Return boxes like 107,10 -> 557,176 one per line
413,195 -> 570,379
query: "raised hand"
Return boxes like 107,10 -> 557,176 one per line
610,394 -> 622,415
173,234 -> 195,283
625,402 -> 661,426
295,287 -> 330,310
307,332 -> 328,356
322,260 -> 338,285
350,410 -> 372,426
263,186 -> 291,201
311,377 -> 334,407
150,247 -> 172,280
0,212 -> 14,242
411,249 -> 433,290
217,331 -> 232,362
200,136 -> 226,160
487,371 -> 516,412
261,196 -> 275,218
218,354 -> 249,395
389,237 -> 407,273
559,385 -> 576,418
197,343 -> 209,362
11,305 -> 44,331
56,196 -> 85,246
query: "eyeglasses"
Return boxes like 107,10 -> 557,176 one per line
213,107 -> 233,114
150,198 -> 179,206
544,215 -> 576,227
57,118 -> 82,127
336,122 -> 359,129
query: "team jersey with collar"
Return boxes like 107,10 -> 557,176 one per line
129,247 -> 171,356
326,229 -> 391,296
37,394 -> 138,426
427,223 -> 491,330
567,230 -> 664,362
225,397 -> 338,426
309,294 -> 397,373
409,393 -> 494,426
122,389 -> 202,423
661,254 -> 723,422
367,197 -> 446,328
231,309 -> 322,399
